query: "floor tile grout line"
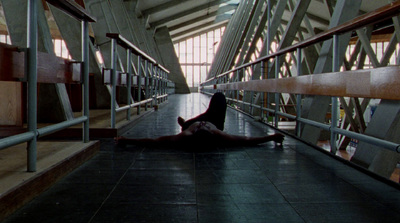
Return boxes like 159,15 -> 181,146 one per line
87,148 -> 145,223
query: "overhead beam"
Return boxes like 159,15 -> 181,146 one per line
207,0 -> 247,78
137,0 -> 192,18
171,21 -> 228,43
147,0 -> 232,28
167,4 -> 237,32
236,0 -> 266,66
305,11 -> 330,27
218,1 -> 254,75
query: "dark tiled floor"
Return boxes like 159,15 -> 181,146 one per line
3,93 -> 400,223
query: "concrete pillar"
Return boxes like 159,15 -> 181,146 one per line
124,2 -> 162,62
154,27 -> 190,94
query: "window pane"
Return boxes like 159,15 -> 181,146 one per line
193,65 -> 200,87
186,66 -> 193,87
186,39 -> 193,63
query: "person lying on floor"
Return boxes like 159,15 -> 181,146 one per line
116,92 -> 284,147
177,92 -> 227,131
115,120 -> 284,147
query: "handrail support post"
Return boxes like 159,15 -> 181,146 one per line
82,19 -> 90,142
296,48 -> 302,137
274,55 -> 280,128
137,56 -> 142,114
27,0 -> 38,172
126,49 -> 132,120
110,38 -> 117,128
144,60 -> 149,111
331,34 -> 340,154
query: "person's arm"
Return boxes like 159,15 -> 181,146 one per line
211,129 -> 284,146
115,129 -> 194,147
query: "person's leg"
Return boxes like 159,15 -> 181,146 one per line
179,92 -> 227,130
206,92 -> 227,130
115,132 -> 190,147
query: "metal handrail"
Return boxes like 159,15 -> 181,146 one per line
201,1 -> 400,154
106,33 -> 156,64
0,0 -> 95,172
106,33 -> 170,128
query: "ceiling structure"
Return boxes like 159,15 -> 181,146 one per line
131,0 -> 391,44
133,0 -> 240,43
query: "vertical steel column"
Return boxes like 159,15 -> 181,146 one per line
110,38 -> 117,128
260,61 -> 265,120
229,73 -> 232,104
149,63 -> 154,107
153,65 -> 157,104
266,0 -> 271,54
144,60 -> 149,111
160,70 -> 164,102
27,0 -> 38,172
331,34 -> 340,154
154,65 -> 158,104
82,20 -> 90,142
296,48 -> 302,137
274,55 -> 280,128
126,49 -> 132,120
158,68 -> 161,102
137,55 -> 142,114
163,71 -> 166,101
154,66 -> 158,105
159,69 -> 162,101
266,0 -> 271,124
154,66 -> 159,106
249,66 -> 254,115
266,61 -> 270,122
165,72 -> 168,99
241,67 -> 245,110
165,72 -> 168,98
236,70 -> 239,105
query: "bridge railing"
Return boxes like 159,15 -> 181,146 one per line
105,33 -> 169,128
0,0 -> 96,172
201,1 -> 400,155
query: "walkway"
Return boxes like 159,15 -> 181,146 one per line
3,93 -> 400,223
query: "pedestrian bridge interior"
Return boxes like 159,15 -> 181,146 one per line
2,93 -> 400,222
1,0 -> 400,222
